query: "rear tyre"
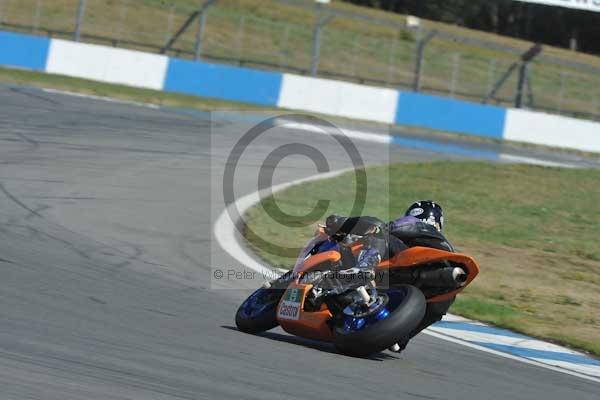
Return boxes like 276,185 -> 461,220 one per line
333,285 -> 426,357
235,287 -> 284,334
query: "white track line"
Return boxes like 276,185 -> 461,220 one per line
41,88 -> 160,109
213,167 -> 354,276
278,120 -> 393,144
278,119 -> 580,169
499,153 -> 577,168
424,331 -> 599,383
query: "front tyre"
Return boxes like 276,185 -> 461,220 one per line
235,287 -> 284,334
333,285 -> 426,357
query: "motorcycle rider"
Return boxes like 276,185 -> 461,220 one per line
324,200 -> 450,272
322,200 -> 454,352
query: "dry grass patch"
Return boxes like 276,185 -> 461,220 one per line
455,241 -> 600,356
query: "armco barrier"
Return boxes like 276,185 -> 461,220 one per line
395,92 -> 506,139
46,39 -> 168,90
277,74 -> 398,124
504,109 -> 600,153
164,58 -> 282,107
0,31 -> 49,71
1,31 -> 598,153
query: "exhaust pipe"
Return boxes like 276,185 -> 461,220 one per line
419,266 -> 467,287
452,267 -> 467,285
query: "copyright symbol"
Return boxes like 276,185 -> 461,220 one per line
222,114 -> 367,258
213,269 -> 224,279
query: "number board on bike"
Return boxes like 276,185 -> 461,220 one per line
277,288 -> 302,320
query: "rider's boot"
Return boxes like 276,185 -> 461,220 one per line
389,338 -> 409,353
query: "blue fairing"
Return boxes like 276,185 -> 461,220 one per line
315,240 -> 339,254
241,289 -> 277,319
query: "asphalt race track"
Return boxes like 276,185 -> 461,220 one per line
0,85 -> 599,400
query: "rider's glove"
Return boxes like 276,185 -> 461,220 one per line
356,247 -> 381,270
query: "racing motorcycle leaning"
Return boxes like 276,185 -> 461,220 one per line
235,228 -> 479,357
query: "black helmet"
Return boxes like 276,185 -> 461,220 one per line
405,200 -> 444,231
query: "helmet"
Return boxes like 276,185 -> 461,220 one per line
404,200 -> 444,231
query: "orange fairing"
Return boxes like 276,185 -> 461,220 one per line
277,251 -> 339,341
379,246 -> 480,303
294,250 -> 341,275
278,245 -> 479,340
276,283 -> 334,341
349,242 -> 364,255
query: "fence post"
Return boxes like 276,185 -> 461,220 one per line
194,0 -> 217,61
449,53 -> 461,97
525,65 -> 535,107
350,34 -> 360,77
194,11 -> 207,60
32,0 -> 42,34
310,21 -> 323,76
557,71 -> 566,114
386,34 -> 397,85
235,15 -> 246,61
413,29 -> 437,92
486,58 -> 497,95
74,0 -> 86,41
278,23 -> 290,68
484,43 -> 541,105
116,0 -> 129,46
310,5 -> 334,76
515,62 -> 528,108
164,5 -> 175,43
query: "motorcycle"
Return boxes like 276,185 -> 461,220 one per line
235,229 -> 479,357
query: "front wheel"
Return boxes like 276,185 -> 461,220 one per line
333,285 -> 426,357
235,287 -> 284,334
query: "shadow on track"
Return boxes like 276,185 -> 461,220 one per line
221,325 -> 400,361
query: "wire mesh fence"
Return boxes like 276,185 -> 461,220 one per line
1,0 -> 599,121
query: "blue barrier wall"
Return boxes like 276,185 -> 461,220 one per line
0,31 -> 50,71
395,92 -> 506,139
164,58 -> 282,106
3,30 -> 599,153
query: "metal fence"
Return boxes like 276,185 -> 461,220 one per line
1,0 -> 600,121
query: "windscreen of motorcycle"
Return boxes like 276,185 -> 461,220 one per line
292,233 -> 329,273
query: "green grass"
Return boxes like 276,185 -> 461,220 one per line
0,66 -> 276,112
246,161 -> 600,264
452,297 -> 523,325
244,161 -> 600,356
1,0 -> 600,118
452,297 -> 600,357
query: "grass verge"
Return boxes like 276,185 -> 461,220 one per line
244,161 -> 600,356
0,66 -> 275,112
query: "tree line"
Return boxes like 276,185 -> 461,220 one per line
342,0 -> 600,55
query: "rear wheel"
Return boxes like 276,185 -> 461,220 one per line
333,285 -> 426,357
235,287 -> 284,334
